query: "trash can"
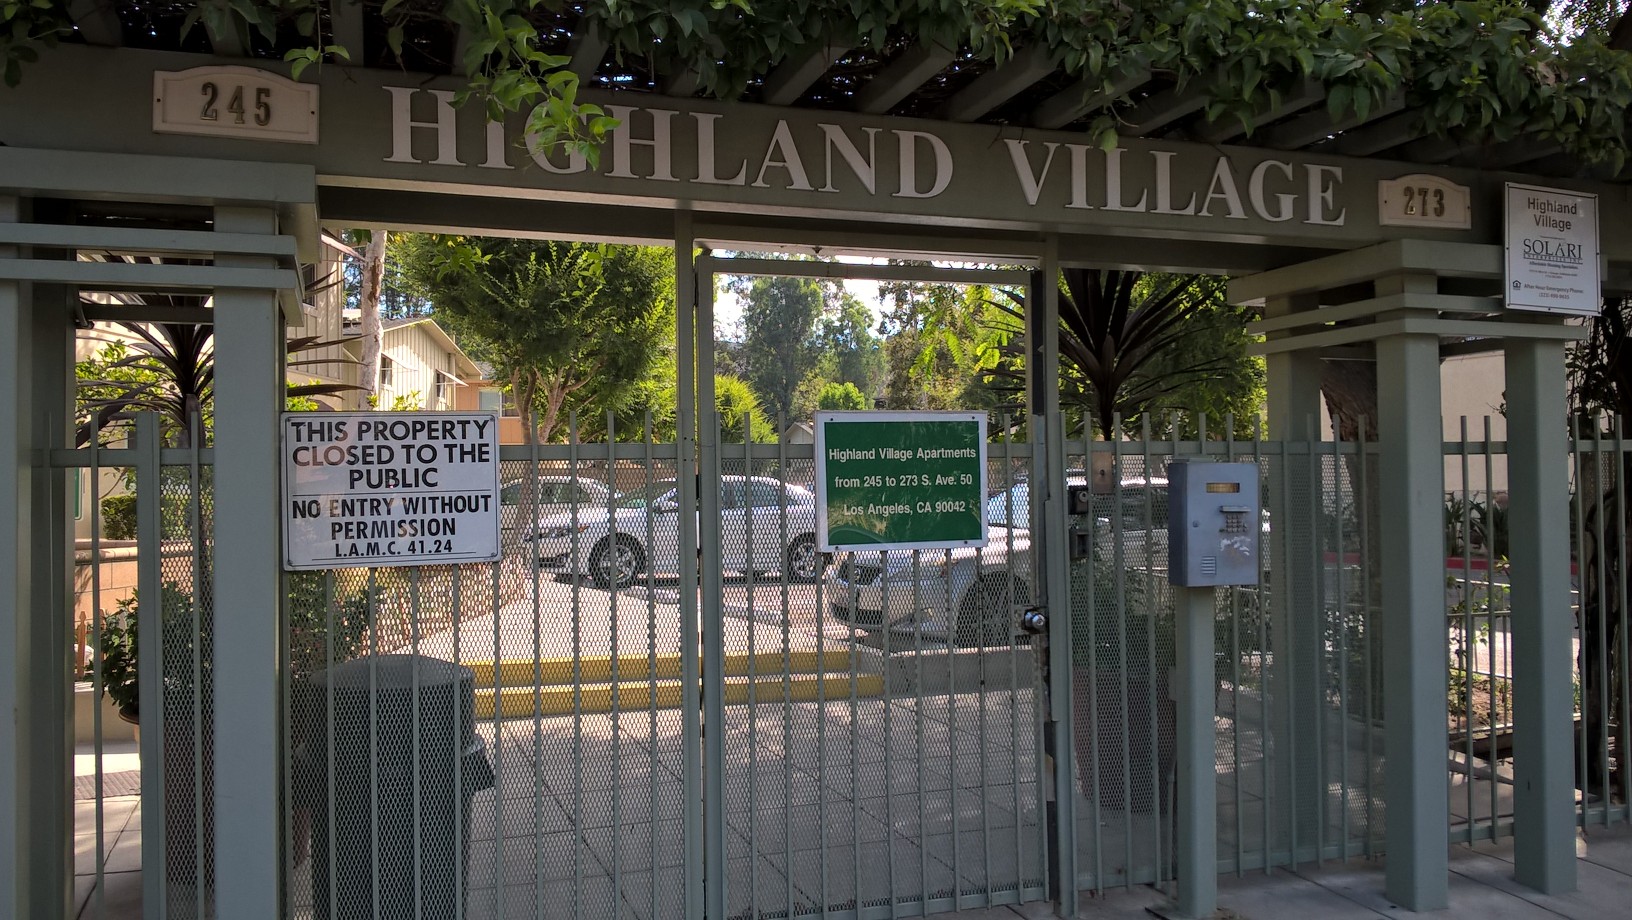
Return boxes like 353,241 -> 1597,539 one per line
299,654 -> 495,920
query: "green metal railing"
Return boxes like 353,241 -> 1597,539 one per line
62,410 -> 1629,919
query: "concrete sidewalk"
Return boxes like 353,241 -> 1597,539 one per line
943,823 -> 1632,920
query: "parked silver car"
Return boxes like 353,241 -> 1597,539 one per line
499,476 -> 619,538
530,476 -> 822,589
825,478 -> 1170,647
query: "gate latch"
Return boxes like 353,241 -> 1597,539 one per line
1019,606 -> 1048,635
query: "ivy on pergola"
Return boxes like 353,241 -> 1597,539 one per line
4,1 -> 1631,167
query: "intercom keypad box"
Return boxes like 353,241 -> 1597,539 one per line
1167,460 -> 1261,587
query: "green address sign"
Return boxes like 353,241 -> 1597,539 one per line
814,411 -> 987,551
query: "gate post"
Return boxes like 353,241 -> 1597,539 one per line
210,205 -> 287,919
0,191 -> 75,920
1503,336 -> 1576,893
1263,293 -> 1327,865
1375,304 -> 1449,910
1032,239 -> 1078,915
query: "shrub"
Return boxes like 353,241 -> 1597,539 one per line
101,494 -> 137,540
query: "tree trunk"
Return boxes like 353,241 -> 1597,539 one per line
358,232 -> 388,403
1322,358 -> 1385,718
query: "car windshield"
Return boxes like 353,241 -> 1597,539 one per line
616,480 -> 679,509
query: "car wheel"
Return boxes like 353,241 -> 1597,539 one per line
783,534 -> 826,583
954,576 -> 1024,648
589,536 -> 644,590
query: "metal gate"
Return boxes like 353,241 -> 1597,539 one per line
270,417 -> 1049,920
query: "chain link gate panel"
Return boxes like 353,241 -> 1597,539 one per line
1066,419 -> 1386,894
285,434 -> 699,920
696,423 -> 1049,920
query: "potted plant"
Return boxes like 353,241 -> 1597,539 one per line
96,581 -> 215,887
98,594 -> 140,726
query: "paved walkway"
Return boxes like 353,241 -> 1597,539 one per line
936,823 -> 1632,920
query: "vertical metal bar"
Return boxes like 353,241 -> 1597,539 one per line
744,417 -> 759,920
410,569 -> 423,920
1579,421 -> 1594,826
1144,418 -> 1161,885
1357,418 -> 1375,857
1332,422 -> 1351,860
530,412 -> 544,920
453,560 -> 465,920
1602,418 -> 1620,816
87,428 -> 106,917
912,542 -> 927,909
1278,427 -> 1296,869
1028,248 -> 1078,913
135,412 -> 167,920
643,413 -> 661,920
815,424 -> 830,919
188,411 -> 205,920
882,548 -> 897,919
1112,426 -> 1132,889
1174,586 -> 1217,918
490,464 -> 506,920
1459,417 -> 1476,842
848,552 -> 861,920
698,259 -> 728,920
778,421 -> 794,919
676,220 -> 704,920
1483,416 -> 1500,839
607,413 -> 623,920
1305,413 -> 1325,865
1619,415 -> 1632,820
325,570 -> 337,920
1085,416 -> 1103,894
367,568 -> 381,920
569,415 -> 586,919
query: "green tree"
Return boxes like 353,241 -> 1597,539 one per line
815,381 -> 869,411
76,325 -> 354,448
733,274 -> 823,423
396,234 -> 674,444
812,293 -> 885,398
875,278 -> 1007,414
10,2 -> 1632,173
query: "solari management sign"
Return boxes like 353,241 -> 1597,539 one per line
1505,182 -> 1600,316
814,411 -> 987,552
281,411 -> 501,570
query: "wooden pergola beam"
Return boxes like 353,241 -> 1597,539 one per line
855,43 -> 957,114
762,41 -> 850,107
940,44 -> 1056,122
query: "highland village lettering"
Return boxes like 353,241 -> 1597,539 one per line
384,89 -> 1347,227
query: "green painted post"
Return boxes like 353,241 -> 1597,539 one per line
1504,336 -> 1576,893
0,193 -> 30,919
697,257 -> 727,920
1172,586 -> 1218,919
1031,240 -> 1079,915
1376,327 -> 1448,910
674,213 -> 705,920
1263,293 -> 1324,864
210,205 -> 287,920
0,193 -> 73,920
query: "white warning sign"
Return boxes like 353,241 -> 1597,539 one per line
281,411 -> 501,570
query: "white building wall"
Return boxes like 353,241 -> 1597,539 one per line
1440,352 -> 1507,497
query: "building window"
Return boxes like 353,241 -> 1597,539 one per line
434,372 -> 451,408
379,354 -> 394,388
479,389 -> 502,412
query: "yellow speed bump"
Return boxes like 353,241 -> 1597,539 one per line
474,674 -> 884,720
467,649 -> 861,689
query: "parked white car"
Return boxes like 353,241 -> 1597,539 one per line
825,479 -> 1171,647
499,476 -> 619,538
529,476 -> 823,589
